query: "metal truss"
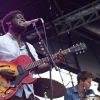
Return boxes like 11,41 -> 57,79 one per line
44,0 -> 100,85
24,0 -> 100,84
25,0 -> 100,42
53,0 -> 100,36
57,68 -> 77,87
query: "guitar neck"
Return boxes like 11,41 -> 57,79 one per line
24,49 -> 70,71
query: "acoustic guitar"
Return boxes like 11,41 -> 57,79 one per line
0,43 -> 87,100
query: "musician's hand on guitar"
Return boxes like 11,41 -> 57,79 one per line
56,49 -> 67,64
0,69 -> 15,80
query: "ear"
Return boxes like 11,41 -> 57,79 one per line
80,79 -> 83,84
6,22 -> 11,25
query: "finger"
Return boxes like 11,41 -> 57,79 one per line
7,73 -> 15,76
58,53 -> 66,61
57,54 -> 64,61
7,72 -> 15,76
8,70 -> 15,74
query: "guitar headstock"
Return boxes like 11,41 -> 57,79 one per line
69,43 -> 87,53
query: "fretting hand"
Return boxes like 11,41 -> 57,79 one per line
55,49 -> 67,64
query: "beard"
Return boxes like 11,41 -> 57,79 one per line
11,20 -> 27,34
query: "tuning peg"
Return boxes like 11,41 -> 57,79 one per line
83,50 -> 85,53
76,52 -> 78,54
80,42 -> 82,44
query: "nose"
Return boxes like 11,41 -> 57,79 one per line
20,18 -> 26,22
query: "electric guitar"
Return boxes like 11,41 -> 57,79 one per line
0,43 -> 87,100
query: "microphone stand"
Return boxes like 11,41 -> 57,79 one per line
32,23 -> 58,100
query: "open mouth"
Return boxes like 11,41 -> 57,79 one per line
19,21 -> 26,27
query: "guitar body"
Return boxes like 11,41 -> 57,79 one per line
0,55 -> 37,100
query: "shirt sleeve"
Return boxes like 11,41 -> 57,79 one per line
85,89 -> 95,96
64,88 -> 72,100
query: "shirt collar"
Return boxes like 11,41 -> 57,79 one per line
6,32 -> 25,48
6,32 -> 16,40
72,85 -> 78,93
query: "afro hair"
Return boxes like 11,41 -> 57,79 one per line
2,10 -> 23,33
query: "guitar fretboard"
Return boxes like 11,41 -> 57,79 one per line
24,49 -> 69,70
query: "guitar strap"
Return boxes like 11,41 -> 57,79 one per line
24,42 -> 35,61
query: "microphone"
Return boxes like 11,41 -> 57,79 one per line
24,18 -> 43,27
